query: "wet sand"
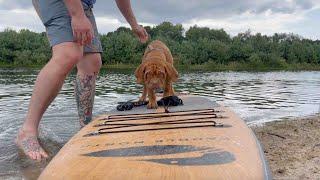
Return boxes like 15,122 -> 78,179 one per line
252,115 -> 320,179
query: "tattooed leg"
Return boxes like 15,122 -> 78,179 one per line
75,53 -> 101,127
75,73 -> 97,127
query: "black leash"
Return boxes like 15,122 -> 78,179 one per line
116,95 -> 183,111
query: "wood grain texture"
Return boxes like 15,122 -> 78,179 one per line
39,96 -> 269,180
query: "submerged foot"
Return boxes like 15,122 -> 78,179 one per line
15,129 -> 48,161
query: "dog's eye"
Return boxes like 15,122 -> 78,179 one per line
145,72 -> 151,80
159,73 -> 165,78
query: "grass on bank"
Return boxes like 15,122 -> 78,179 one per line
103,61 -> 320,72
1,61 -> 320,72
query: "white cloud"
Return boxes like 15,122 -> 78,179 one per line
0,1 -> 319,40
183,10 -> 304,36
0,8 -> 44,32
95,16 -> 127,33
95,16 -> 154,33
182,5 -> 320,40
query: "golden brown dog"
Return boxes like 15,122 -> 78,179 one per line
135,40 -> 178,109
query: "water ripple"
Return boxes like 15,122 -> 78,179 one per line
0,69 -> 320,178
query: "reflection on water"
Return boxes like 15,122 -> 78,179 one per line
0,68 -> 320,179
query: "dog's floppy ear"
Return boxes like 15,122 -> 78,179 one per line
165,62 -> 178,82
135,62 -> 147,84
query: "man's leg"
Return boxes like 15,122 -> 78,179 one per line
75,53 -> 102,127
16,42 -> 83,161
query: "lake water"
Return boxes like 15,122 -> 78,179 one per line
0,68 -> 319,179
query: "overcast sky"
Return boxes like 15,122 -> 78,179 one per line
0,0 -> 319,40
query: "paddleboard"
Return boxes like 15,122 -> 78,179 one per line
39,95 -> 271,180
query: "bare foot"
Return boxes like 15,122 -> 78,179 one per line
15,129 -> 48,161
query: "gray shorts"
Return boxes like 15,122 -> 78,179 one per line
32,0 -> 102,53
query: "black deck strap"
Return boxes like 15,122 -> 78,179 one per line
85,120 -> 224,137
100,109 -> 219,121
116,96 -> 183,111
85,124 -> 214,137
95,115 -> 221,127
98,123 -> 217,134
86,108 -> 226,137
85,123 -> 217,137
95,114 -> 225,127
108,108 -> 217,118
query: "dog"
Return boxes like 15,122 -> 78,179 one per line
135,40 -> 178,109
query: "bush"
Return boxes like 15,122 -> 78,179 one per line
0,24 -> 319,70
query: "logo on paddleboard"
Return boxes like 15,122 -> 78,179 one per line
83,145 -> 235,166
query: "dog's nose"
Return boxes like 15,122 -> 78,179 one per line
149,80 -> 160,89
152,84 -> 159,89
155,88 -> 163,93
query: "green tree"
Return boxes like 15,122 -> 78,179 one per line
152,22 -> 184,42
186,26 -> 230,43
101,31 -> 141,64
0,23 -> 319,69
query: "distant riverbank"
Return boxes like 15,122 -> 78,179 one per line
252,115 -> 320,179
2,27 -> 320,71
103,62 -> 320,71
1,62 -> 320,72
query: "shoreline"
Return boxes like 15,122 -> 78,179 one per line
252,115 -> 320,179
1,63 -> 320,72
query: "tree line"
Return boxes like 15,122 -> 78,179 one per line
1,22 -> 320,69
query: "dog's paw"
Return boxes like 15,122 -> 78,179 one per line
147,102 -> 158,109
163,92 -> 174,98
139,97 -> 146,102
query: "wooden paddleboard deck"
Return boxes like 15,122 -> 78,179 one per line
39,95 -> 271,180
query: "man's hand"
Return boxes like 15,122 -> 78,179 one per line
71,15 -> 94,45
132,25 -> 148,43
115,0 -> 149,43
